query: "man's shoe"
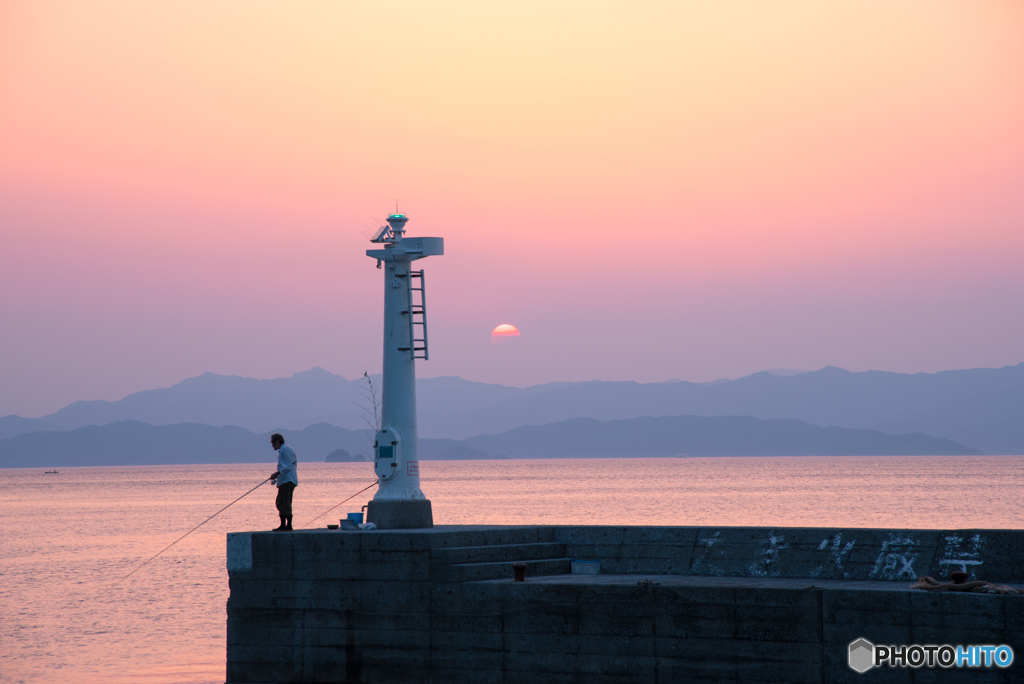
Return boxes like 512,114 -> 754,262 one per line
272,525 -> 287,531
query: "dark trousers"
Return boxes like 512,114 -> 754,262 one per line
276,482 -> 296,518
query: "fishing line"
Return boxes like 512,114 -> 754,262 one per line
302,481 -> 378,527
113,476 -> 273,586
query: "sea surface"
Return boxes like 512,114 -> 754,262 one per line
3,456 -> 1022,684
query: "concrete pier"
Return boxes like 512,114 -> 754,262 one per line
226,525 -> 1023,683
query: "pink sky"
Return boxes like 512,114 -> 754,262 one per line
2,1 -> 1023,416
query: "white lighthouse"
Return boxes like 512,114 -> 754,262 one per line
364,213 -> 442,529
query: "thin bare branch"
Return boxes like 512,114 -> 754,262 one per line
353,370 -> 383,456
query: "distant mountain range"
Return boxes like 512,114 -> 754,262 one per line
0,414 -> 978,468
2,362 -> 1023,455
461,415 -> 979,459
0,368 -> 592,438
423,364 -> 1024,454
0,414 -> 62,441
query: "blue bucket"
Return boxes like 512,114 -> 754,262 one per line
571,560 -> 600,575
347,512 -> 363,525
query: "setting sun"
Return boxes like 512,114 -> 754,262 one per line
490,324 -> 521,337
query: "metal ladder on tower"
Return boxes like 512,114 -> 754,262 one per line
399,270 -> 429,360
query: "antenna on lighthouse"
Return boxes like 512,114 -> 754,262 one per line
364,213 -> 444,529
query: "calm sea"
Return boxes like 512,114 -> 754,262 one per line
3,456 -> 1022,684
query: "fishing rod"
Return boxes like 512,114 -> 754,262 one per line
114,475 -> 273,586
302,481 -> 378,528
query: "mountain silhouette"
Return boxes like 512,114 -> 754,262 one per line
0,415 -> 62,441
462,415 -> 979,458
0,414 -> 979,468
3,362 -> 1022,453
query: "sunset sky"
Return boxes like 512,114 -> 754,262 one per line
2,1 -> 1023,416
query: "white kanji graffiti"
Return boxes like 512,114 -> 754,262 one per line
870,534 -> 919,580
748,531 -> 789,578
812,533 -> 856,579
938,533 -> 984,578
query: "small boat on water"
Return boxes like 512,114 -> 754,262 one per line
44,470 -> 59,474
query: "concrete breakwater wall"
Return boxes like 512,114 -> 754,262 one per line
226,526 -> 1023,683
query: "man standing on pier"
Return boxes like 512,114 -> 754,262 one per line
269,433 -> 298,531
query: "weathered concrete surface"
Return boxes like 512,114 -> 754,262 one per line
365,499 -> 433,530
226,526 -> 1024,683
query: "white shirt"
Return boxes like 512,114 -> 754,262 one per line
275,444 -> 298,487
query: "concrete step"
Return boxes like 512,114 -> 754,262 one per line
432,542 -> 566,566
437,557 -> 572,583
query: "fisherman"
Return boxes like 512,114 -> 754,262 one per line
269,433 -> 298,531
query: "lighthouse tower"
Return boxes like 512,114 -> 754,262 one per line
364,214 -> 443,529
